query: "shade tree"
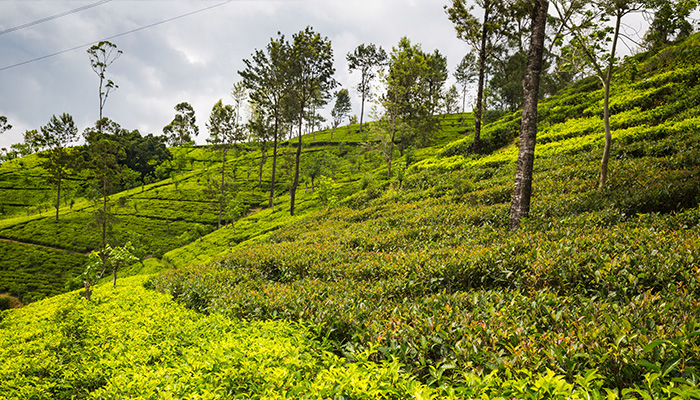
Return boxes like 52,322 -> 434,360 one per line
552,0 -> 646,188
87,41 -> 122,122
37,113 -> 79,222
287,26 -> 337,216
239,33 -> 292,210
0,116 -> 10,134
643,0 -> 698,51
509,0 -> 550,231
454,53 -> 478,115
446,0 -> 503,152
163,102 -> 199,146
330,88 -> 352,138
347,43 -> 388,134
206,98 -> 244,228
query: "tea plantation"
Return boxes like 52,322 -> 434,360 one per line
2,33 -> 700,398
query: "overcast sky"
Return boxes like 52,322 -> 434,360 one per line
0,0 -> 475,149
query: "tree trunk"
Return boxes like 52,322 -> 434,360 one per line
101,176 -> 108,275
258,144 -> 266,189
359,87 -> 366,134
84,281 -> 91,301
269,117 -> 279,210
112,262 -> 118,287
473,0 -> 491,153
509,0 -> 548,232
55,169 -> 62,222
388,113 -> 397,179
599,13 -> 622,189
290,109 -> 304,216
218,148 -> 226,229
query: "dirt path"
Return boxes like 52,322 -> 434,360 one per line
0,237 -> 88,255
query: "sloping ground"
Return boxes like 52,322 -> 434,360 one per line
0,275 -> 438,399
0,114 -> 472,303
148,34 -> 700,396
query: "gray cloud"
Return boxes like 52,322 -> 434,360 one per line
1,0 -> 468,148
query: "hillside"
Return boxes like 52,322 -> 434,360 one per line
1,33 -> 700,398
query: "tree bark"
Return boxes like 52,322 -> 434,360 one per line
473,0 -> 491,153
359,76 -> 366,134
269,113 -> 279,210
509,0 -> 548,232
599,12 -> 622,189
218,148 -> 226,229
55,169 -> 62,222
112,262 -> 118,287
290,108 -> 304,216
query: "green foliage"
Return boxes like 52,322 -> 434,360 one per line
0,276 -> 437,399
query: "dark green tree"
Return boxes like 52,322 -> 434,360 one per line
38,113 -> 79,221
0,116 -> 10,134
80,118 -> 127,275
114,130 -> 171,183
425,49 -> 449,116
247,102 -> 272,189
454,53 -> 477,115
446,0 -> 502,152
644,0 -> 698,51
206,98 -> 245,228
553,0 -> 645,188
330,88 -> 352,138
287,26 -> 337,216
443,84 -> 461,115
347,43 -> 388,134
163,102 -> 199,146
239,33 -> 292,210
87,41 -> 122,122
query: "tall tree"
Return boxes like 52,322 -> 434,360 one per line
0,116 -> 10,134
553,0 -> 645,188
206,98 -> 245,229
81,118 -> 127,275
87,41 -> 122,122
163,102 -> 199,146
247,102 -> 272,189
38,113 -> 79,222
239,33 -> 292,210
446,0 -> 500,152
443,84 -> 461,115
509,0 -> 549,231
382,37 -> 436,177
287,26 -> 337,216
454,53 -> 477,114
330,88 -> 352,138
425,49 -> 449,116
644,0 -> 698,51
347,43 -> 388,134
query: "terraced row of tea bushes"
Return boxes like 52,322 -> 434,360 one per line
0,241 -> 85,302
0,275 -> 441,399
0,153 -> 85,218
150,191 -> 700,390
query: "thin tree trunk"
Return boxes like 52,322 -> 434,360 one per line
599,13 -> 621,189
473,1 -> 490,153
218,148 -> 226,229
509,0 -> 548,232
388,112 -> 396,179
258,143 -> 266,189
269,130 -> 279,210
55,169 -> 62,222
112,262 -> 118,287
290,109 -> 304,216
359,87 -> 366,134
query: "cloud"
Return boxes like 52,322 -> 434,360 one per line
0,0 -> 469,149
